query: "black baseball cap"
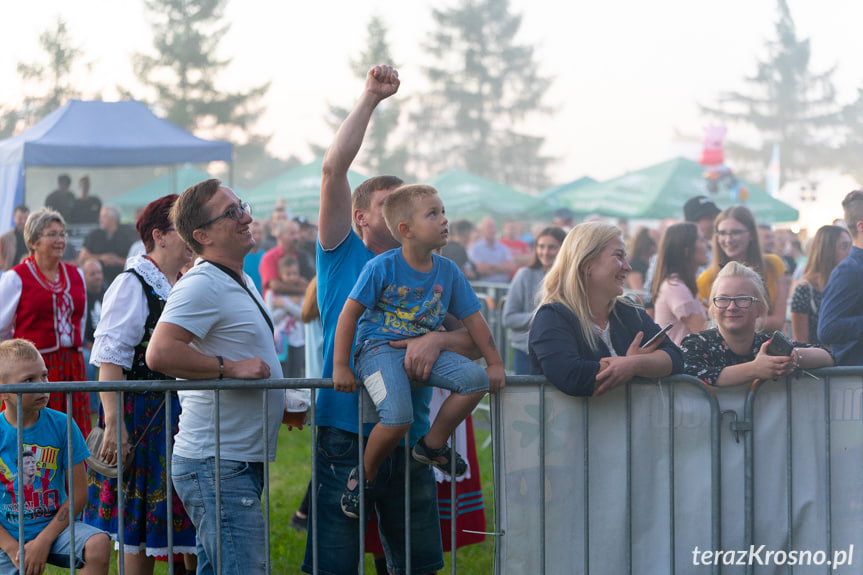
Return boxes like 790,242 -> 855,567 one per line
683,196 -> 721,222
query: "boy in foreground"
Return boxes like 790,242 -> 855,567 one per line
0,339 -> 110,574
333,184 -> 505,518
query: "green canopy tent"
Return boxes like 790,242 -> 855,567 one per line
555,157 -> 799,223
111,166 -> 230,220
425,169 -> 544,222
247,156 -> 367,219
540,176 -> 597,200
528,175 -> 598,217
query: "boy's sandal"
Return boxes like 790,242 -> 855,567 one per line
411,435 -> 468,478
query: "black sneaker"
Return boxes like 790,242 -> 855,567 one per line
411,435 -> 468,478
340,466 -> 373,519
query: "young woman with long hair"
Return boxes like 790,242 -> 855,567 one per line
696,205 -> 789,332
790,225 -> 852,343
502,226 -> 567,374
650,222 -> 710,345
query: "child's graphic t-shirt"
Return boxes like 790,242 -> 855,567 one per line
0,408 -> 89,541
350,249 -> 482,343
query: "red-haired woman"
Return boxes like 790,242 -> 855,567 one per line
83,194 -> 197,574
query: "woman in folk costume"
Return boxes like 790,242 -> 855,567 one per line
0,209 -> 91,435
83,194 -> 197,573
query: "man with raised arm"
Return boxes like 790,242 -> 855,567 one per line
304,65 -> 477,575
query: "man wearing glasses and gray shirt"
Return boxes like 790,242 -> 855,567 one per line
147,179 -> 287,575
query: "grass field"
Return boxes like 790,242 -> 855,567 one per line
50,419 -> 496,575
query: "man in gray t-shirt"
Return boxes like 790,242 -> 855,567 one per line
146,178 -> 287,575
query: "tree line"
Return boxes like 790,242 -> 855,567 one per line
2,0 -> 859,192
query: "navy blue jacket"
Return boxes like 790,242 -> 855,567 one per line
528,301 -> 684,397
818,245 -> 863,366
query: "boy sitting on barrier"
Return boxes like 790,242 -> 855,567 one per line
332,184 -> 505,519
0,339 -> 110,574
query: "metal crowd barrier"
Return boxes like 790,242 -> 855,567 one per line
496,371 -> 863,575
5,369 -> 863,574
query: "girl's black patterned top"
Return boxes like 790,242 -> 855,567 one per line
680,327 -> 821,386
790,281 -> 822,344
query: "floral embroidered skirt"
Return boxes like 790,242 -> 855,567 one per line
83,391 -> 196,556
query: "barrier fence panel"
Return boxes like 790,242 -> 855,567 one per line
743,370 -> 863,575
495,375 -> 722,575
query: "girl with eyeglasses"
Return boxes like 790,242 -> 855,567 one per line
696,205 -> 789,332
682,262 -> 832,386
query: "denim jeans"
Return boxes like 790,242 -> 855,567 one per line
301,427 -> 443,575
355,340 -> 489,427
0,521 -> 106,572
511,348 -> 532,375
172,456 -> 266,575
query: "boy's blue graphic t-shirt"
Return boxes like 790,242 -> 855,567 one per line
349,249 -> 482,343
0,408 -> 89,541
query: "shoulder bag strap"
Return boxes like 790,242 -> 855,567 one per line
199,259 -> 274,334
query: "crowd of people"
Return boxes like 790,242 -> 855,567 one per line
0,62 -> 861,574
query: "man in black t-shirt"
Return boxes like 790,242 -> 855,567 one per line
71,175 -> 102,224
44,174 -> 76,222
77,206 -> 138,283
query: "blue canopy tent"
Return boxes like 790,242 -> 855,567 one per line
0,100 -> 232,232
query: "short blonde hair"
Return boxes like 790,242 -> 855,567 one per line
23,209 -> 65,255
708,261 -> 768,320
538,221 -> 628,351
382,184 -> 440,240
0,339 -> 42,383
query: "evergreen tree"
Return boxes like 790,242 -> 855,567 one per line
409,0 -> 554,192
700,0 -> 842,183
134,0 -> 267,135
133,0 -> 293,188
9,17 -> 84,133
315,14 -> 408,178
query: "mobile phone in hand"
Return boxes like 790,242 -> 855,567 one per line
766,330 -> 794,356
641,323 -> 673,349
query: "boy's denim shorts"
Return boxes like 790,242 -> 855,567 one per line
354,339 -> 489,427
0,521 -> 106,573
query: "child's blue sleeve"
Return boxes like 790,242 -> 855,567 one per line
348,258 -> 384,310
70,422 -> 90,466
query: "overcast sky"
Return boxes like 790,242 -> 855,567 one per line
2,0 -> 861,186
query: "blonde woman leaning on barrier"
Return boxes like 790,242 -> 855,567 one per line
681,262 -> 833,387
528,222 -> 684,397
